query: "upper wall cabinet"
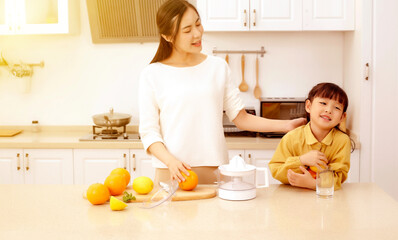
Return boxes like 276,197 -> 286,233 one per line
0,0 -> 69,35
197,0 -> 354,31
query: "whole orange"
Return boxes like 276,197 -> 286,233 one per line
86,183 -> 110,205
105,174 -> 127,196
110,168 -> 131,186
179,170 -> 198,191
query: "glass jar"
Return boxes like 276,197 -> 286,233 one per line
31,120 -> 40,133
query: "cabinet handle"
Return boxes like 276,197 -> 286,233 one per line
248,154 -> 252,164
25,153 -> 29,171
365,63 -> 369,80
9,25 -> 12,31
16,153 -> 21,170
132,154 -> 136,171
252,9 -> 256,26
243,9 -> 247,27
123,153 -> 127,169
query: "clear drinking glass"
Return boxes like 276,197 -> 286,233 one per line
316,169 -> 334,198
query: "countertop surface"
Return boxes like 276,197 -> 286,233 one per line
0,183 -> 396,240
0,126 -> 359,150
0,126 -> 283,149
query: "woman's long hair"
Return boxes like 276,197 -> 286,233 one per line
150,0 -> 199,64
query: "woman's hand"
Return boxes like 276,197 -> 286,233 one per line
286,117 -> 307,132
299,150 -> 328,170
166,158 -> 191,183
287,166 -> 316,189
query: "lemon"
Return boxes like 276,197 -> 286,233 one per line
132,176 -> 154,194
110,196 -> 128,211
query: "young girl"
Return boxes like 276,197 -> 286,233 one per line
139,0 -> 306,184
269,82 -> 351,190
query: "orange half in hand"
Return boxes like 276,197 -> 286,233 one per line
179,170 -> 198,191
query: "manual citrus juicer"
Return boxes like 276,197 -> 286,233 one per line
218,155 -> 269,201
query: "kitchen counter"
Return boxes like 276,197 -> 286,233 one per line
0,126 -> 359,149
0,183 -> 396,240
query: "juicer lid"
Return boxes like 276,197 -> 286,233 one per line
219,155 -> 256,176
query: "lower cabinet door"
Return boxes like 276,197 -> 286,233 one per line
130,149 -> 155,181
73,149 -> 129,185
0,149 -> 24,184
23,149 -> 73,184
246,150 -> 281,185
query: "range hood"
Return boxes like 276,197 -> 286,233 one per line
86,0 -> 167,43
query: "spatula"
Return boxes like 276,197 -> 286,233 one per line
239,54 -> 249,92
253,56 -> 261,99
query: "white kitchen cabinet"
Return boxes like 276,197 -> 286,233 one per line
0,0 -> 69,35
73,149 -> 155,185
197,0 -> 354,31
302,0 -> 354,30
0,149 -> 73,184
129,149 -> 156,181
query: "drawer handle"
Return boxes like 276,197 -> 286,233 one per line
132,154 -> 136,171
252,9 -> 256,26
25,153 -> 29,171
17,153 -> 21,170
123,153 -> 127,169
243,9 -> 247,27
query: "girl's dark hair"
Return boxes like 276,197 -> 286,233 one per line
150,0 -> 199,64
307,82 -> 349,112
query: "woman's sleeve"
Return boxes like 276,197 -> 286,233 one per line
269,136 -> 302,184
328,134 -> 351,190
223,63 -> 244,121
138,70 -> 164,153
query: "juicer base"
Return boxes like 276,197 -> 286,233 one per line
218,188 -> 256,201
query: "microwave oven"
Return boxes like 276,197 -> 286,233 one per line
259,97 -> 306,138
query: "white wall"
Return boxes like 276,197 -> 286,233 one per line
0,1 -> 344,126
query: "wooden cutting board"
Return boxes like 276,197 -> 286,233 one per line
0,129 -> 23,137
122,185 -> 217,202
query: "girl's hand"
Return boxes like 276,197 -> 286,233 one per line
166,158 -> 191,183
299,150 -> 328,170
287,166 -> 316,189
286,118 -> 307,132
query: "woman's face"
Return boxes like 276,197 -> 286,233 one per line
173,7 -> 203,54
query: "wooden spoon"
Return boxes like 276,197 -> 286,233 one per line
239,54 -> 248,92
253,56 -> 261,99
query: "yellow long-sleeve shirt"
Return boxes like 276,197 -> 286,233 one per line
269,123 -> 351,190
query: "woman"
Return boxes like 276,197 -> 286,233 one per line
139,0 -> 306,184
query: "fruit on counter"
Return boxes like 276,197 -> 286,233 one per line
179,170 -> 198,191
132,176 -> 154,194
110,168 -> 131,186
105,174 -> 127,196
308,169 -> 317,179
122,191 -> 136,203
110,196 -> 128,211
309,165 -> 327,173
86,183 -> 110,205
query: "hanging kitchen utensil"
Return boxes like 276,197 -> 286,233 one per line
239,54 -> 249,92
225,54 -> 229,64
253,55 -> 261,99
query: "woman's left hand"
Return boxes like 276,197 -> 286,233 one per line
286,118 -> 307,132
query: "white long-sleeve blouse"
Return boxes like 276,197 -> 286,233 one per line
138,55 -> 244,168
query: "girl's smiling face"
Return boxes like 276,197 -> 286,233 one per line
306,97 -> 346,131
171,7 -> 203,54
